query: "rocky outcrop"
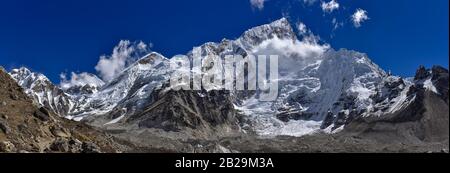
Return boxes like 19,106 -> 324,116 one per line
414,65 -> 430,80
127,84 -> 240,137
431,66 -> 449,102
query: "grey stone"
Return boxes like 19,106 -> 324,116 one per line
33,110 -> 49,121
0,141 -> 16,152
68,138 -> 83,153
0,114 -> 7,120
0,120 -> 10,134
50,127 -> 71,138
9,94 -> 19,100
82,142 -> 101,153
50,138 -> 70,152
39,107 -> 50,116
18,150 -> 30,153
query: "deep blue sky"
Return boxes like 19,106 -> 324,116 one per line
0,0 -> 448,82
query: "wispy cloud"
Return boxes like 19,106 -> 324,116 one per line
60,72 -> 105,90
95,40 -> 151,81
302,0 -> 318,6
321,0 -> 339,13
250,0 -> 268,10
296,21 -> 323,44
351,8 -> 369,28
332,18 -> 343,30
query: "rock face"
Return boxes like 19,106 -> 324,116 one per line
128,86 -> 240,137
0,67 -> 133,153
430,66 -> 449,102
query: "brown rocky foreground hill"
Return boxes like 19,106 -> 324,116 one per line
0,67 -> 137,153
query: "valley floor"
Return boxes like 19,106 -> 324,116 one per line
106,128 -> 449,153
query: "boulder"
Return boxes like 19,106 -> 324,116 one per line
0,120 -> 11,134
9,94 -> 19,100
50,126 -> 71,138
39,107 -> 50,116
81,142 -> 101,153
0,114 -> 8,120
33,110 -> 49,121
0,141 -> 16,152
49,138 -> 70,152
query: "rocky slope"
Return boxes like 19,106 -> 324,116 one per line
0,67 -> 137,153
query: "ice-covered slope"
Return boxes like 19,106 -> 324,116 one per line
67,52 -> 172,121
234,47 -> 390,136
8,52 -> 171,121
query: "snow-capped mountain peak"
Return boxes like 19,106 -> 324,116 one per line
237,17 -> 297,50
9,67 -> 75,116
9,67 -> 50,87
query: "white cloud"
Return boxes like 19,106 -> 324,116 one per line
253,36 -> 330,73
250,0 -> 267,10
257,36 -> 329,59
251,22 -> 329,90
254,21 -> 329,71
351,8 -> 369,28
95,40 -> 151,81
321,0 -> 339,13
60,72 -> 105,90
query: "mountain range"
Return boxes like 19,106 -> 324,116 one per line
1,18 -> 448,153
